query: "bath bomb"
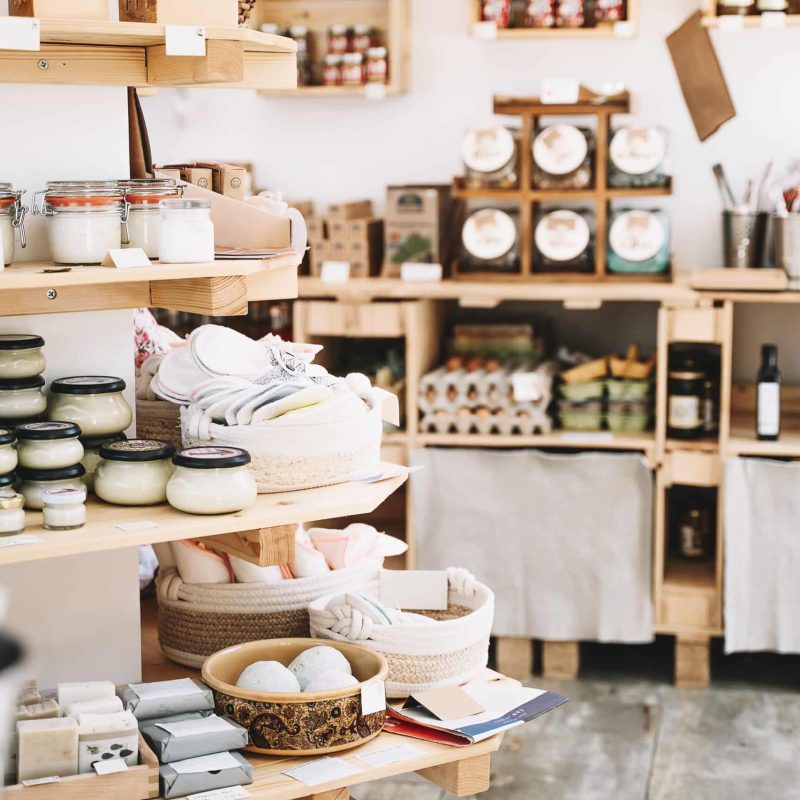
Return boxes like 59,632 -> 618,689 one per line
304,670 -> 360,693
236,661 -> 301,693
288,646 -> 352,690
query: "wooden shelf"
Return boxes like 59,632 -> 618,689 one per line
417,431 -> 656,455
0,19 -> 298,89
663,559 -> 716,593
665,438 -> 719,454
0,255 -> 301,317
260,82 -> 402,98
727,424 -> 800,458
0,465 -> 407,566
702,12 -> 800,28
453,179 -> 672,203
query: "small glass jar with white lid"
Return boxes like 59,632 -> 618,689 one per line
17,463 -> 86,510
460,208 -> 519,274
532,124 -> 594,190
16,421 -> 84,470
0,334 -> 45,380
41,486 -> 87,531
0,376 -> 46,421
0,428 -> 17,475
94,439 -> 175,506
167,447 -> 257,515
80,432 -> 126,491
158,199 -> 214,264
0,183 -> 27,266
533,208 -> 595,273
36,181 -> 129,266
608,125 -> 670,189
48,376 -> 132,437
120,178 -> 182,259
0,488 -> 25,536
461,127 -> 519,189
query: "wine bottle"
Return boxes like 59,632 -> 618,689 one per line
756,344 -> 780,441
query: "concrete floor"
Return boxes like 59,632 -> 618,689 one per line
356,639 -> 800,800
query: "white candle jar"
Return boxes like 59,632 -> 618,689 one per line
37,182 -> 128,266
0,376 -> 46,420
18,464 -> 86,510
41,486 -> 87,531
48,377 -> 132,437
0,428 -> 17,475
16,421 -> 84,470
0,333 -> 46,380
167,447 -> 257,515
80,433 -> 127,491
121,179 -> 182,259
0,488 -> 25,536
158,199 -> 214,264
93,439 -> 175,506
0,183 -> 27,265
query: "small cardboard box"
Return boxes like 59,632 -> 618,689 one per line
290,200 -> 315,219
329,239 -> 349,260
326,218 -> 349,241
327,199 -> 374,221
347,217 -> 384,242
196,162 -> 247,202
119,0 -> 238,27
306,217 -> 326,240
350,258 -> 373,278
181,168 -> 213,191
10,0 -> 107,19
309,240 -> 329,275
347,239 -> 371,261
156,167 -> 183,182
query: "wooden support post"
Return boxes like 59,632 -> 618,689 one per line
301,790 -> 349,800
417,753 -> 491,797
146,40 -> 245,86
675,636 -> 711,688
201,525 -> 296,567
495,637 -> 532,679
542,641 -> 580,680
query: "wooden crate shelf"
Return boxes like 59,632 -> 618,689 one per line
0,19 -> 298,88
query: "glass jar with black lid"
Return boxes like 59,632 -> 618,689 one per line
667,345 -> 718,440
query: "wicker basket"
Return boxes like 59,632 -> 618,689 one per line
308,569 -> 495,698
238,0 -> 257,25
156,561 -> 382,668
136,399 -> 182,449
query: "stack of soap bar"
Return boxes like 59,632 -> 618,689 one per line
17,680 -> 42,706
159,751 -> 253,799
77,710 -> 139,774
121,678 -> 214,721
17,717 -> 79,782
15,699 -> 60,722
141,714 -> 248,763
66,696 -> 123,718
57,681 -> 115,714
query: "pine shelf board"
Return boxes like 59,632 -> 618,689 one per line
259,83 -> 402,98
417,431 -> 655,453
0,465 -> 407,566
665,438 -> 719,454
473,22 -> 632,39
727,421 -> 800,458
702,13 -> 800,28
0,255 -> 301,317
452,180 -> 672,203
663,560 -> 717,593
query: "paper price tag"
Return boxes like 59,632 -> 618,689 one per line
22,776 -> 60,787
358,743 -> 423,767
360,681 -> 386,716
761,12 -> 787,28
613,20 -> 635,38
560,432 -> 613,444
380,569 -> 448,610
187,788 -> 251,800
165,25 -> 207,57
283,757 -> 361,788
718,15 -> 745,31
541,78 -> 580,105
320,261 -> 351,283
0,535 -> 42,549
93,759 -> 129,776
401,262 -> 443,282
0,17 -> 41,51
116,520 -> 159,532
510,372 -> 542,403
472,20 -> 498,40
365,82 -> 387,101
102,249 -> 152,269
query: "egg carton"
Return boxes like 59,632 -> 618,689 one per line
420,405 -> 552,437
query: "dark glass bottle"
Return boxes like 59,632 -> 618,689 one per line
756,344 -> 780,441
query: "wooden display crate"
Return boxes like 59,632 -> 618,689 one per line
701,0 -> 800,27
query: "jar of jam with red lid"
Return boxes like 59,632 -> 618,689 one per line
322,54 -> 343,86
328,24 -> 350,55
595,0 -> 626,21
555,0 -> 589,27
352,24 -> 374,54
366,46 -> 388,83
716,1 -> 757,13
481,0 -> 512,27
342,52 -> 365,85
524,0 -> 556,27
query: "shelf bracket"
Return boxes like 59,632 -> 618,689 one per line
417,753 -> 492,796
201,524 -> 296,567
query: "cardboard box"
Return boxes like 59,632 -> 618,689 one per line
329,240 -> 349,260
119,0 -> 238,27
309,240 -> 330,276
10,0 -> 107,19
326,199 -> 374,221
326,218 -> 349,241
384,185 -> 452,274
347,217 -> 384,242
196,162 -> 247,202
306,218 -> 326,240
155,167 -> 182,182
290,200 -> 315,219
181,168 -> 213,191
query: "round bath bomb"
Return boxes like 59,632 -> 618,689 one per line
236,660 -> 301,693
304,670 -> 360,693
288,646 -> 352,690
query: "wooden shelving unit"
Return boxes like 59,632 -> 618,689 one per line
0,19 -> 298,89
701,1 -> 800,27
254,0 -> 410,98
451,92 -> 672,282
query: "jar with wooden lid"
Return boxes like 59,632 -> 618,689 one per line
461,127 -> 519,189
607,209 -> 670,275
533,208 -> 594,273
608,125 -> 670,188
716,0 -> 757,12
366,47 -> 388,84
120,178 -> 182,259
532,124 -> 594,189
323,54 -> 343,86
460,208 -> 519,273
342,52 -> 365,86
0,183 -> 27,266
328,24 -> 350,55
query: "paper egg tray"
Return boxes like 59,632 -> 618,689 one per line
420,406 -> 552,436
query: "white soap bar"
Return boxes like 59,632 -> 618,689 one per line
77,710 -> 138,774
17,717 -> 79,782
15,699 -> 60,722
57,682 -> 115,713
66,696 -> 123,718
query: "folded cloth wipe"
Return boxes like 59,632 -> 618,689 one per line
159,751 -> 253,799
121,678 -> 215,721
308,523 -> 408,570
172,539 -> 233,584
141,714 -> 248,764
290,526 -> 330,577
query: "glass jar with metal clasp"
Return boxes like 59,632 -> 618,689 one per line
119,178 -> 183,259
0,183 -> 28,266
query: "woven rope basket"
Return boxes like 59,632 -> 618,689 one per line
238,0 -> 257,25
308,571 -> 495,698
136,399 -> 182,449
157,561 -> 382,668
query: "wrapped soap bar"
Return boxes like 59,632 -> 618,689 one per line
141,714 -> 248,764
17,717 -> 79,781
159,751 -> 253,799
77,710 -> 138,774
15,699 -> 60,722
121,678 -> 214,721
66,696 -> 123,718
57,681 -> 115,713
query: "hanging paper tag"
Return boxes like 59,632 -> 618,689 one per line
472,21 -> 498,40
360,681 -> 386,716
0,17 -> 40,51
165,25 -> 207,57
613,20 -> 635,38
380,569 -> 448,610
320,261 -> 350,283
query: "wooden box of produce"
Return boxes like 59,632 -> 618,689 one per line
119,0 -> 238,27
4,735 -> 159,800
9,0 -> 108,20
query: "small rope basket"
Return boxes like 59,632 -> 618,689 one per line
136,399 -> 182,449
156,561 -> 382,668
308,568 -> 495,698
238,0 -> 257,25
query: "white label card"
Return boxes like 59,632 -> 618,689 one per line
0,535 -> 42,549
365,82 -> 387,101
320,261 -> 350,283
472,20 -> 498,40
172,752 -> 241,776
761,12 -> 787,28
541,78 -> 580,105
401,262 -> 443,282
380,569 -> 448,611
22,776 -> 60,787
165,25 -> 207,57
357,743 -> 424,767
560,432 -> 613,443
157,716 -> 231,738
93,759 -> 129,776
187,788 -> 251,800
360,681 -> 386,716
131,678 -> 199,701
511,372 -> 542,403
283,757 -> 362,788
718,15 -> 745,31
116,520 -> 159,532
613,20 -> 635,38
0,17 -> 41,52
102,249 -> 152,269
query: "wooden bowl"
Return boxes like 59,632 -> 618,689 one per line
202,638 -> 389,756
